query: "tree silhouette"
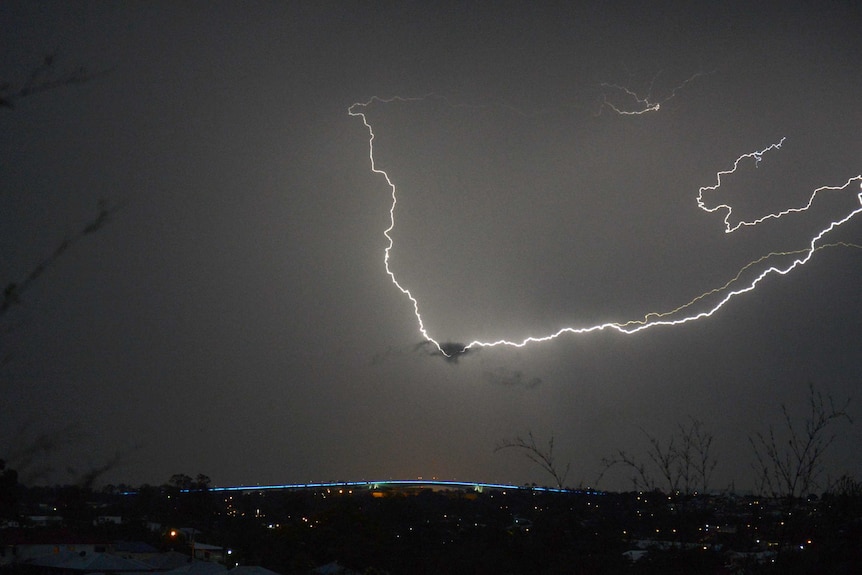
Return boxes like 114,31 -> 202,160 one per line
1,54 -> 117,485
495,431 -> 570,489
1,54 -> 113,339
0,53 -> 89,109
749,382 -> 852,501
599,418 -> 717,494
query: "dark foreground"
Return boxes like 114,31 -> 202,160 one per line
2,480 -> 862,574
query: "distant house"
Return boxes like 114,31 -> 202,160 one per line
312,562 -> 360,575
95,515 -> 123,526
25,515 -> 64,527
192,542 -> 230,564
622,549 -> 648,562
1,530 -> 111,564
163,560 -> 228,575
0,532 -> 272,575
112,540 -> 161,562
28,550 -> 154,572
113,541 -> 160,555
230,566 -> 282,575
146,521 -> 163,533
139,550 -> 194,571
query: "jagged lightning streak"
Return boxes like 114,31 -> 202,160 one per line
599,82 -> 661,115
599,71 -> 710,115
695,137 -> 858,233
696,138 -> 786,232
619,241 -> 862,329
348,96 -> 447,354
461,178 -> 862,351
350,96 -> 862,357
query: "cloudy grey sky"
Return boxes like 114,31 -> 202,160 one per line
2,1 -> 860,491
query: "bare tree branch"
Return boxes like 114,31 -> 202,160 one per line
689,418 -> 717,493
1,54 -> 91,109
600,449 -> 655,492
495,431 -> 570,489
643,427 -> 679,493
1,199 -> 115,318
600,418 -> 716,494
749,382 -> 852,500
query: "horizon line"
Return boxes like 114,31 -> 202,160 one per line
175,479 -> 603,495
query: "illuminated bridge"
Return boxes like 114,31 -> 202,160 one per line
190,480 -> 602,495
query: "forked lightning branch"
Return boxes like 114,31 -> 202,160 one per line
348,95 -> 862,357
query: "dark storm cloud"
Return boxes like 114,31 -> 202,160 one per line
483,367 -> 542,389
371,341 -> 472,365
414,340 -> 472,363
371,341 -> 473,365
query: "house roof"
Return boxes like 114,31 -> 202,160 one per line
230,566 -> 282,575
140,551 -> 191,570
312,562 -> 360,575
192,543 -> 223,551
29,551 -> 153,572
2,528 -> 110,546
163,560 -> 228,575
114,541 -> 160,554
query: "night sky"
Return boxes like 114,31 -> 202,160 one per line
2,1 -> 861,492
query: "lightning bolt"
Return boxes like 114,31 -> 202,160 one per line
350,96 -> 862,357
694,137 -> 859,234
619,241 -> 862,329
599,71 -> 710,115
348,96 -> 444,353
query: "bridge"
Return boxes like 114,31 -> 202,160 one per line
191,480 -> 603,495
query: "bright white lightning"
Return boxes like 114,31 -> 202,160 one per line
350,96 -> 862,357
620,241 -> 862,329
695,137 -> 858,233
348,96 -> 444,353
